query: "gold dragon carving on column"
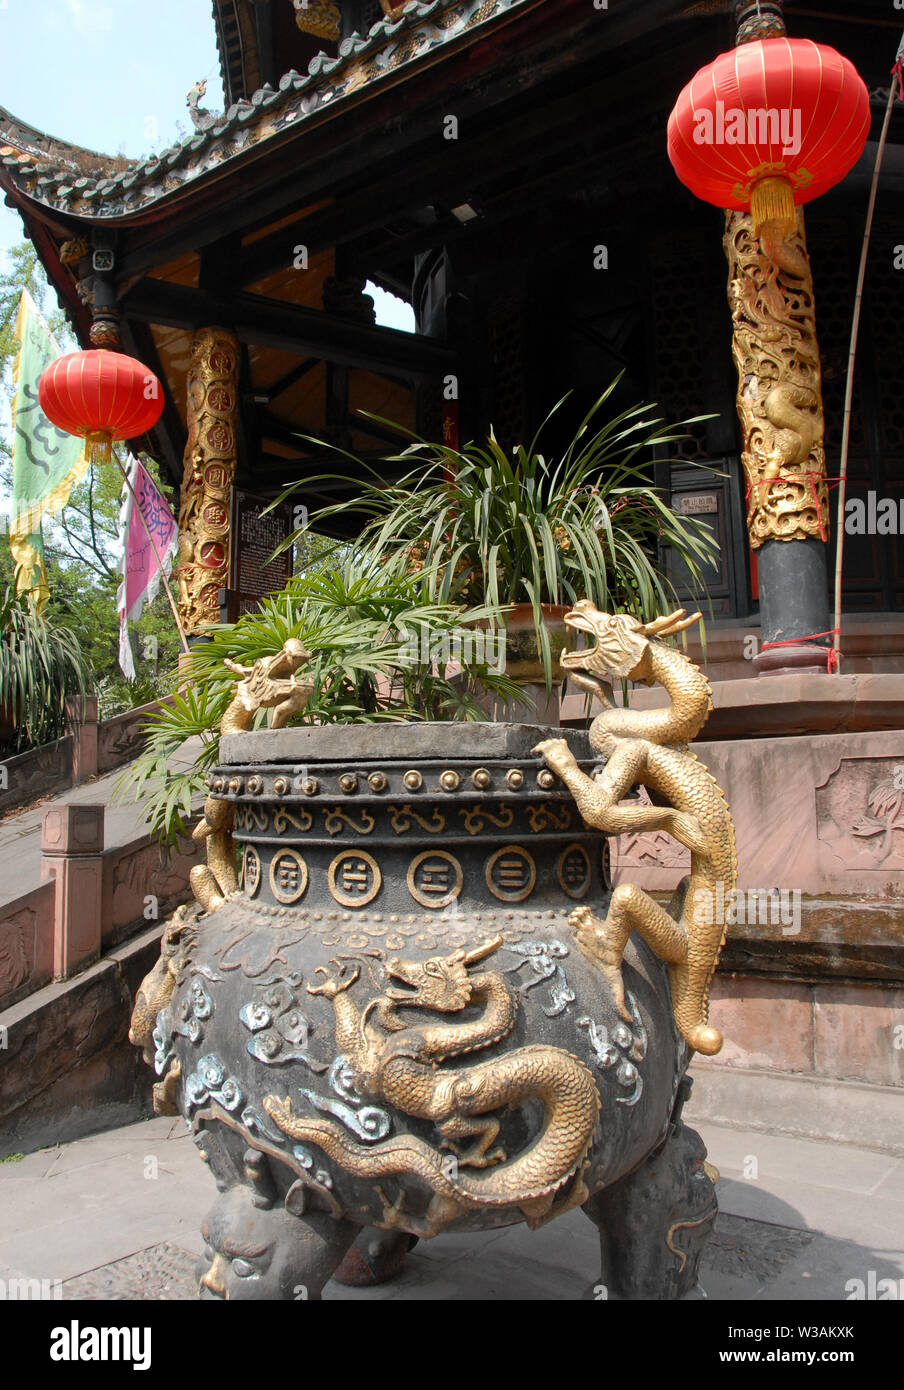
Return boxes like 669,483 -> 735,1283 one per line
176,326 -> 240,634
724,209 -> 829,548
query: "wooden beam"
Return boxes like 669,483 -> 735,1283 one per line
199,233 -> 243,294
121,277 -> 455,379
119,317 -> 187,490
254,0 -> 277,89
250,452 -> 389,479
262,356 -> 319,402
232,80 -> 673,291
326,362 -> 349,447
347,413 -> 412,449
236,343 -> 262,481
258,410 -> 327,450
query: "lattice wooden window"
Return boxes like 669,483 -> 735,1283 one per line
651,231 -> 711,462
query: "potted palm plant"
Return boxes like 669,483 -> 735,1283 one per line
281,378 -> 720,689
120,553 -> 521,848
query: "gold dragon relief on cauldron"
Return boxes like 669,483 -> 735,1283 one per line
262,936 -> 601,1237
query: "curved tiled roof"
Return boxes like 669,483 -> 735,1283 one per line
0,107 -> 130,181
0,0 -> 521,224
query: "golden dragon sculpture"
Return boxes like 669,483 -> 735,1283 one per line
128,901 -> 203,1114
190,639 -> 314,913
533,601 -> 737,1056
263,936 -> 600,1237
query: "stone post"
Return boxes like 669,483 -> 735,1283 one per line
66,695 -> 98,785
41,805 -> 105,981
176,326 -> 240,636
726,0 -> 833,675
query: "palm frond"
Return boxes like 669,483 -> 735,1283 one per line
0,587 -> 92,752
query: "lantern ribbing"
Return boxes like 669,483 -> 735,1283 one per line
667,38 -> 871,236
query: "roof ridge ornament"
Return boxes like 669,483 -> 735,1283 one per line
187,79 -> 220,134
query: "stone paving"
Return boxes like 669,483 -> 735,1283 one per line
0,1113 -> 901,1300
0,738 -> 204,909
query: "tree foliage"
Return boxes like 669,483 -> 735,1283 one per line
0,241 -> 182,722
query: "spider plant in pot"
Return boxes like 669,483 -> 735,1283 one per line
275,376 -> 720,690
117,553 -> 523,850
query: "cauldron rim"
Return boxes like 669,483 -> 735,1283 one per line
219,720 -> 593,766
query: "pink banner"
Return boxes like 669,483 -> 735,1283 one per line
124,461 -> 176,615
117,455 -> 178,678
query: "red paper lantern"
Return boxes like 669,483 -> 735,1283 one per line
38,349 -> 165,465
667,38 -> 871,234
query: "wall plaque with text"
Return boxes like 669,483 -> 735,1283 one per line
676,493 -> 719,516
227,490 -> 294,620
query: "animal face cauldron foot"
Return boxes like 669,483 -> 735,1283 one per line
332,1228 -> 419,1287
197,1185 -> 359,1301
582,1120 -> 717,1301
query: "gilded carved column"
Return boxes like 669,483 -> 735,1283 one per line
724,209 -> 828,549
176,327 -> 239,635
726,0 -> 833,674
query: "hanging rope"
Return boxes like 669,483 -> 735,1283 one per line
832,35 -> 904,673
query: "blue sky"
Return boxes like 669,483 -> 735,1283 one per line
0,0 -> 413,327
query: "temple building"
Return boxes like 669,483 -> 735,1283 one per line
1,0 -> 902,1121
0,0 -> 900,650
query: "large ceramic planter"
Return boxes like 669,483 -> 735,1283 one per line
156,723 -> 716,1299
501,603 -> 570,684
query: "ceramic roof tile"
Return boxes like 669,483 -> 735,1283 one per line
0,0 -> 525,221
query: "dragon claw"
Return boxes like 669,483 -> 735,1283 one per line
531,738 -> 575,777
569,906 -> 593,932
668,810 -> 707,856
307,961 -> 360,998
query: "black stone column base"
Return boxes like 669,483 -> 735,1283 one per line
754,536 -> 834,678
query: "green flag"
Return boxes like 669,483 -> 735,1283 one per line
9,290 -> 87,610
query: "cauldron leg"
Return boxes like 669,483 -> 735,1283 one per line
332,1226 -> 419,1287
197,1184 -> 360,1300
581,1122 -> 717,1301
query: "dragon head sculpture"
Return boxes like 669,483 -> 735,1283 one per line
560,600 -> 701,693
382,936 -> 503,1014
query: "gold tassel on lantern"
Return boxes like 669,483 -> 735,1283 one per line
750,176 -> 796,237
85,429 -> 113,467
